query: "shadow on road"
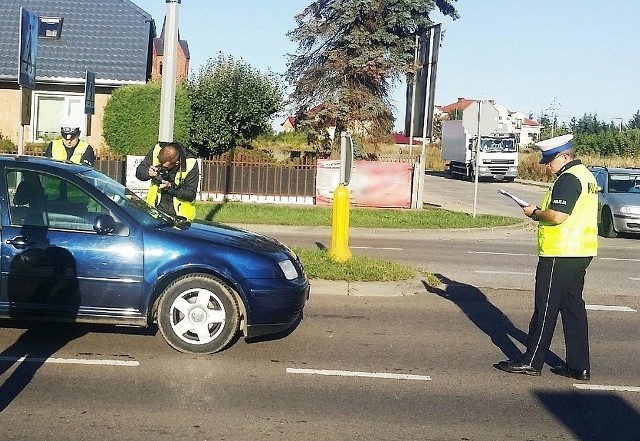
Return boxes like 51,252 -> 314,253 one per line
0,324 -> 86,412
536,390 -> 640,441
424,274 -> 564,367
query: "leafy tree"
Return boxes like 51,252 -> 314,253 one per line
286,0 -> 459,154
569,113 -> 610,135
574,129 -> 640,157
188,54 -> 285,156
102,82 -> 191,155
628,110 -> 640,129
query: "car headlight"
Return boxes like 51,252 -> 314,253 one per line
619,206 -> 640,215
278,259 -> 299,280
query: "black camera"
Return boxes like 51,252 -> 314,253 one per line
152,166 -> 171,185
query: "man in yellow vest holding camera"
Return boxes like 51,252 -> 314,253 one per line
136,142 -> 199,221
44,116 -> 95,166
495,134 -> 598,381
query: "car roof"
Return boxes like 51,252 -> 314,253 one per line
589,165 -> 640,174
0,154 -> 92,173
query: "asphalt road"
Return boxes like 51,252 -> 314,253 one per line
0,174 -> 638,440
0,290 -> 638,441
423,171 -> 549,217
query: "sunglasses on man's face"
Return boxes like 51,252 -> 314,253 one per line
546,153 -> 568,165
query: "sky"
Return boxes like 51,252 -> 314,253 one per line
132,0 -> 640,132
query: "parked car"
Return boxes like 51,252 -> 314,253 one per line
589,166 -> 640,238
0,155 -> 309,354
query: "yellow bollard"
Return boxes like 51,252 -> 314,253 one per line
328,184 -> 352,262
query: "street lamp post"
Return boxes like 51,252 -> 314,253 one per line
158,0 -> 181,143
612,117 -> 623,133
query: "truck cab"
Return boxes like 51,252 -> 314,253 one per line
471,132 -> 519,181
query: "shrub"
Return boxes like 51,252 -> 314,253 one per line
0,131 -> 16,153
103,81 -> 192,155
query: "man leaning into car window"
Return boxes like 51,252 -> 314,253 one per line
136,142 -> 199,221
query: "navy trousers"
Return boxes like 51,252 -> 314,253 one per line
521,256 -> 593,371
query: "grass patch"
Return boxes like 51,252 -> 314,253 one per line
194,189 -> 520,287
197,202 -> 521,229
293,247 -> 417,282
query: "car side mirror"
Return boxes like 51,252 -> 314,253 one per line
93,214 -> 116,235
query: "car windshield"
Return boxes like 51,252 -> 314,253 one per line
479,138 -> 517,153
608,173 -> 640,193
78,169 -> 176,226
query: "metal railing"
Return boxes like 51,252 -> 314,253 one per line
91,153 -> 318,203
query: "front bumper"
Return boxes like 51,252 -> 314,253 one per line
477,166 -> 518,179
614,213 -> 640,234
242,278 -> 310,338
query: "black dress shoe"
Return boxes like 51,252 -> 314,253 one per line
550,366 -> 590,381
494,360 -> 541,376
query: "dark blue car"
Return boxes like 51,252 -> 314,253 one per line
0,155 -> 309,354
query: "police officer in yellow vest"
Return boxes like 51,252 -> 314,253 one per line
495,134 -> 597,381
135,142 -> 199,221
44,117 -> 95,166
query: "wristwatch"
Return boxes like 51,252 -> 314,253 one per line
531,208 -> 540,221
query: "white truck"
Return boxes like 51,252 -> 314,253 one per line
441,102 -> 519,181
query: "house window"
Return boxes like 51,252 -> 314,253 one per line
38,17 -> 63,39
514,118 -> 523,129
33,93 -> 84,141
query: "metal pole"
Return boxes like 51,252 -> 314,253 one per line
472,101 -> 481,217
408,34 -> 419,156
158,0 -> 181,143
421,27 -> 434,155
17,86 -> 24,155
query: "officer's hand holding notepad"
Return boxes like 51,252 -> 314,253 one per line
498,188 -> 530,208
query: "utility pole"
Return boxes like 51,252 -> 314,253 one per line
158,0 -> 181,143
546,97 -> 561,138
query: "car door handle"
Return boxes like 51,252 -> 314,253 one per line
5,236 -> 35,249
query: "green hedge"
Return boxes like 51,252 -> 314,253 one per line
103,82 -> 192,155
575,129 -> 640,157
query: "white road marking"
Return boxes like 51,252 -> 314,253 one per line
586,305 -> 636,312
475,270 -> 535,275
286,368 -> 431,381
352,246 -> 404,251
469,251 -> 534,257
574,384 -> 640,393
471,253 -> 640,264
630,277 -> 640,281
600,257 -> 640,262
0,356 -> 139,367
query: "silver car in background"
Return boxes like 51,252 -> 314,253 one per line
589,166 -> 640,237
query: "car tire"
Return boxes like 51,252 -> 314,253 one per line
157,273 -> 240,354
600,207 -> 617,238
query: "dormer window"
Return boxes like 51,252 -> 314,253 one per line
38,17 -> 63,39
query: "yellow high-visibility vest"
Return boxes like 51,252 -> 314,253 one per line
51,139 -> 89,164
538,164 -> 598,257
145,144 -> 197,220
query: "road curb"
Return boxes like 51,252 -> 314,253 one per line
310,278 -> 429,297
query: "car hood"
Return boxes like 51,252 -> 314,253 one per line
168,220 -> 292,255
608,193 -> 640,207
